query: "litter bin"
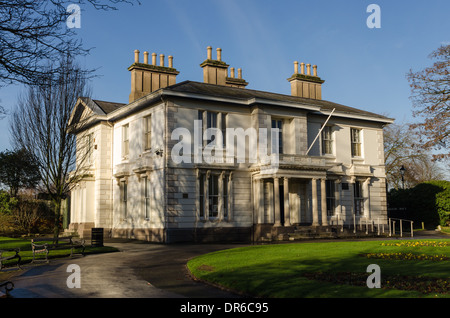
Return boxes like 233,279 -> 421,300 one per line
91,228 -> 104,247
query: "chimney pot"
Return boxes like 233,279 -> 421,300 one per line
306,64 -> 311,75
143,51 -> 149,64
238,68 -> 242,79
300,62 -> 305,74
294,61 -> 299,74
313,65 -> 317,76
160,54 -> 165,67
134,49 -> 140,63
152,53 -> 157,65
207,46 -> 212,60
168,55 -> 173,68
230,67 -> 235,78
217,48 -> 222,61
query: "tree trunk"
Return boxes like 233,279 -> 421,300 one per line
53,199 -> 61,243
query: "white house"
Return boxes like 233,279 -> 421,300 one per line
67,47 -> 393,243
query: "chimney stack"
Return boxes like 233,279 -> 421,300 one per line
287,60 -> 324,99
128,49 -> 179,103
200,46 -> 248,88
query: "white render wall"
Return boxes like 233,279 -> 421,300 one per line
70,96 -> 389,241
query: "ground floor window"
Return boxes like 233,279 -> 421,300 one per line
120,180 -> 127,218
143,176 -> 151,220
326,180 -> 335,216
199,171 -> 230,220
209,174 -> 219,218
353,181 -> 363,215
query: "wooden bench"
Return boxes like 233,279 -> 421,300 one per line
0,281 -> 14,298
0,248 -> 21,270
31,237 -> 86,263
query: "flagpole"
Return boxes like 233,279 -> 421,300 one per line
306,108 -> 335,155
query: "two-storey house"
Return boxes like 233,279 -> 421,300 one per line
68,47 -> 393,243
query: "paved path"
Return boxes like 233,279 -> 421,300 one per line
9,241 -> 245,298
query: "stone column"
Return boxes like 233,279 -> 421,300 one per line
321,179 -> 329,226
258,179 -> 264,224
284,177 -> 290,226
274,177 -> 281,226
363,177 -> 371,218
218,171 -> 224,221
204,171 -> 210,221
335,179 -> 342,226
311,178 -> 320,226
228,172 -> 233,221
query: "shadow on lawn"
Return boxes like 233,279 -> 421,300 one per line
192,253 -> 450,298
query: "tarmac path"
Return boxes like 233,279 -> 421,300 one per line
8,240 -> 245,298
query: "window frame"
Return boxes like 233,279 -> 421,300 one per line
143,115 -> 151,151
351,128 -> 362,157
321,126 -> 333,155
271,118 -> 283,154
122,124 -> 129,159
325,180 -> 335,216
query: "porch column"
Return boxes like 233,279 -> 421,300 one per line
321,178 -> 329,226
311,178 -> 320,226
363,177 -> 371,218
335,179 -> 342,225
258,178 -> 264,224
204,170 -> 210,221
228,172 -> 233,221
274,177 -> 281,226
218,171 -> 224,221
284,177 -> 291,226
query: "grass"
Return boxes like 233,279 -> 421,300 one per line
441,227 -> 450,235
0,236 -> 118,281
187,239 -> 450,298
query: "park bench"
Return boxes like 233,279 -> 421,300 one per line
31,236 -> 86,263
0,281 -> 14,298
0,248 -> 21,270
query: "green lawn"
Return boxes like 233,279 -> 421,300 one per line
187,239 -> 450,298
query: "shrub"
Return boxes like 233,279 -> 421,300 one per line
388,180 -> 450,228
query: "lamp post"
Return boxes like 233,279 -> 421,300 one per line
400,165 -> 406,189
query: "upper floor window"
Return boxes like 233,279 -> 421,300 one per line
85,132 -> 94,164
271,119 -> 283,154
122,124 -> 129,159
198,110 -> 226,147
144,115 -> 151,151
321,126 -> 333,155
351,128 -> 362,157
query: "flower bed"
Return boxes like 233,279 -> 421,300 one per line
365,252 -> 448,261
381,241 -> 450,247
303,271 -> 450,294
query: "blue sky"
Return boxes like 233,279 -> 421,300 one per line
1,0 -> 449,152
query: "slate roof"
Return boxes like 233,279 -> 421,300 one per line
164,81 -> 392,121
80,80 -> 392,123
92,99 -> 126,114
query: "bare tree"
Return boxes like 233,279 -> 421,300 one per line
384,123 -> 443,189
10,55 -> 92,240
407,44 -> 450,160
0,0 -> 137,86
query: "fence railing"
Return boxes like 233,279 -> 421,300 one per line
389,217 -> 414,238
